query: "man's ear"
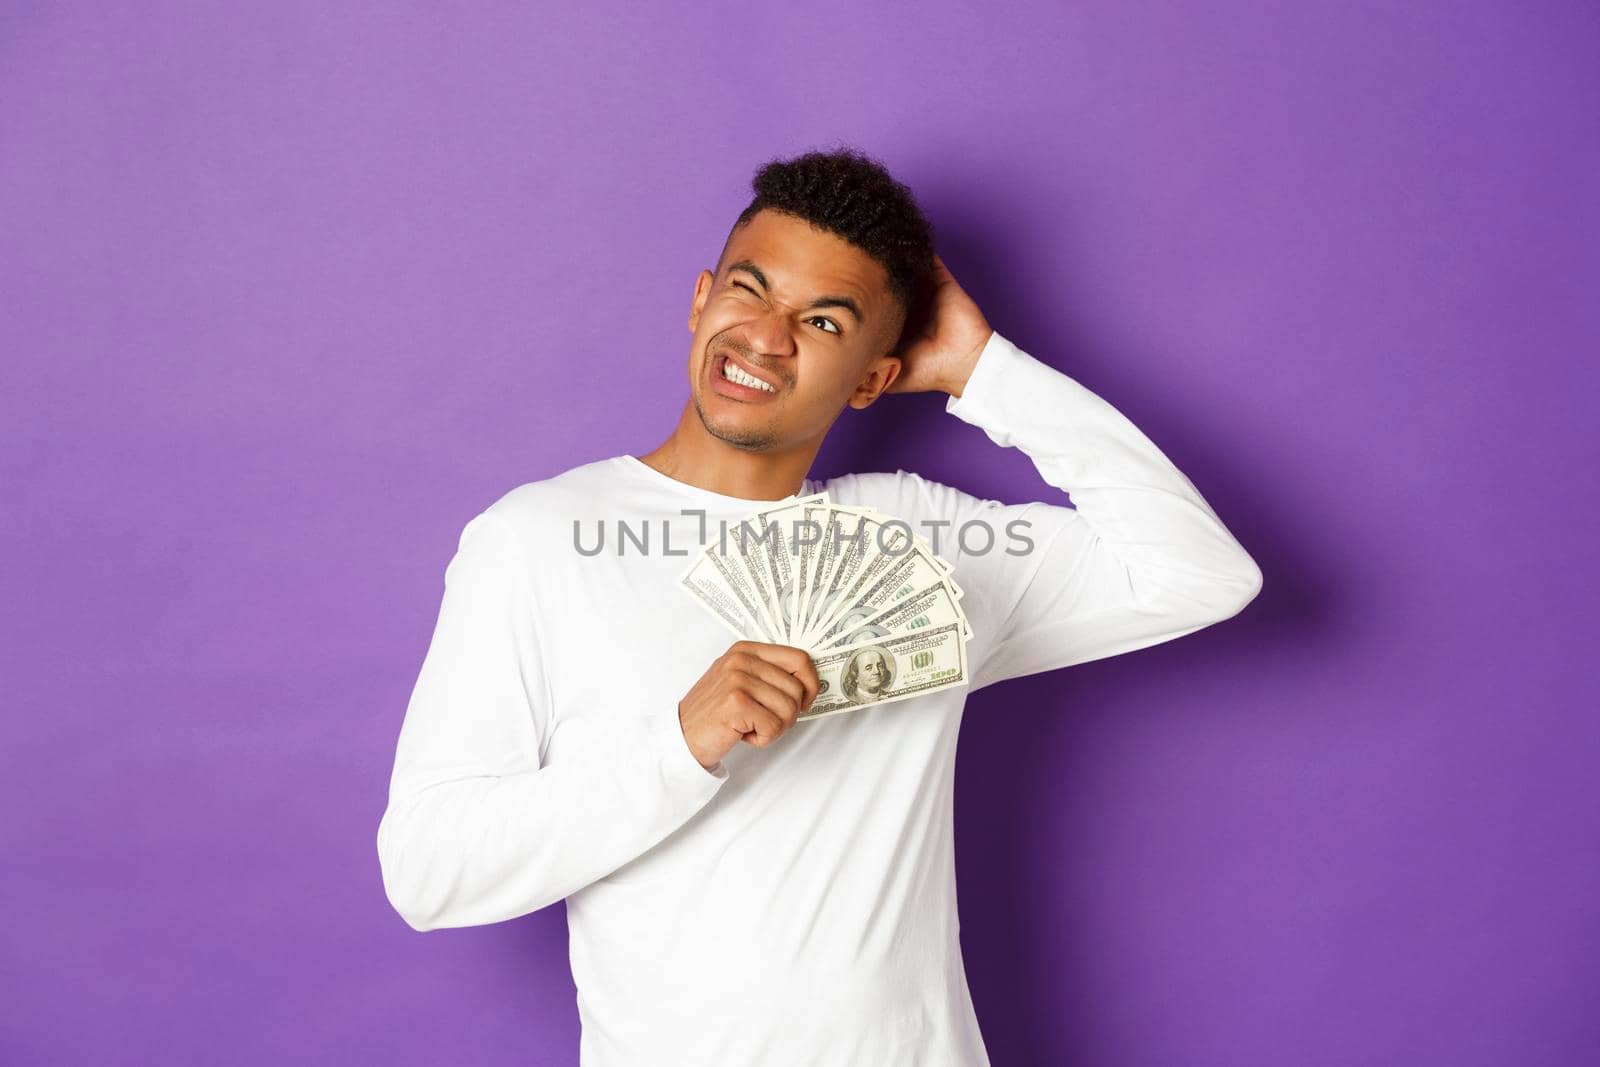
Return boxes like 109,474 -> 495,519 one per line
847,355 -> 902,410
688,269 -> 712,333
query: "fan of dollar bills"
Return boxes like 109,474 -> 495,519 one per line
679,492 -> 972,721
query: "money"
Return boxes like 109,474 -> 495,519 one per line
678,492 -> 974,718
809,542 -> 961,649
801,623 -> 969,720
814,576 -> 970,651
681,549 -> 779,644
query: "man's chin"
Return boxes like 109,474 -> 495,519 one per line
694,396 -> 781,451
707,424 -> 780,451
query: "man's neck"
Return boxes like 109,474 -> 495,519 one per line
637,402 -> 819,502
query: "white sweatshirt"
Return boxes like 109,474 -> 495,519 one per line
375,330 -> 1263,1066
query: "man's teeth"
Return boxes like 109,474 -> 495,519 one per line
722,358 -> 776,393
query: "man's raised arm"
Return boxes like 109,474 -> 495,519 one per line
884,255 -> 1261,690
911,328 -> 1263,690
375,510 -> 728,932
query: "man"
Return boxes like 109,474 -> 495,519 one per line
376,147 -> 1263,1065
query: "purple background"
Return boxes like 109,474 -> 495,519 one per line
4,3 -> 1596,1064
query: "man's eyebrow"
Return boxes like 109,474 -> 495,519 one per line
724,259 -> 865,324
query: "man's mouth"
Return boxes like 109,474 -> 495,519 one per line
715,351 -> 779,394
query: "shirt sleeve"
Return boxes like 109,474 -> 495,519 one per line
375,509 -> 728,932
922,329 -> 1264,691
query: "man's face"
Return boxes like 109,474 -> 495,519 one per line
858,653 -> 888,692
685,209 -> 905,452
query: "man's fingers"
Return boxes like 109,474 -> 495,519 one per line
733,656 -> 806,711
739,642 -> 820,709
795,657 -> 820,709
737,674 -> 802,726
735,699 -> 786,747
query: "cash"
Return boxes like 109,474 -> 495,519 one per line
678,492 -> 973,719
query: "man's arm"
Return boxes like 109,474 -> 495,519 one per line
885,254 -> 1262,689
916,328 -> 1263,689
375,510 -> 727,932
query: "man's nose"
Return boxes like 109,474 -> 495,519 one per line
744,305 -> 802,357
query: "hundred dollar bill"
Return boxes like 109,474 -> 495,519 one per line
747,492 -> 827,642
796,510 -> 868,645
798,622 -> 969,721
728,515 -> 785,642
800,516 -> 913,645
808,542 -> 960,647
799,506 -> 879,640
790,505 -> 832,639
904,532 -> 954,575
682,546 -> 779,644
815,577 -> 970,651
679,562 -> 761,642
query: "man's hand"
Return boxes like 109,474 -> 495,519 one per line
885,252 -> 994,399
678,641 -> 821,770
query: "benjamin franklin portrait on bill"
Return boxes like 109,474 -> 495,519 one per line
841,646 -> 895,702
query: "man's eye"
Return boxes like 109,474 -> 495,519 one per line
730,282 -> 839,335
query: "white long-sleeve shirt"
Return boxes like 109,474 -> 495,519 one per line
375,330 -> 1263,1066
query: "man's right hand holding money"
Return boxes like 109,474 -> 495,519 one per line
678,641 -> 820,770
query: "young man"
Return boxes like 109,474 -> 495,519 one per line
376,148 -> 1263,1065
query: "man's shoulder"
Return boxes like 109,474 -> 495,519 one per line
813,469 -> 905,509
817,468 -> 992,517
473,456 -> 626,546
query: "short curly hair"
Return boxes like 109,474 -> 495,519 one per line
717,145 -> 937,334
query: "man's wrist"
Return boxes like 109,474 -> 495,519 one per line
942,325 -> 995,399
944,328 -> 1035,432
